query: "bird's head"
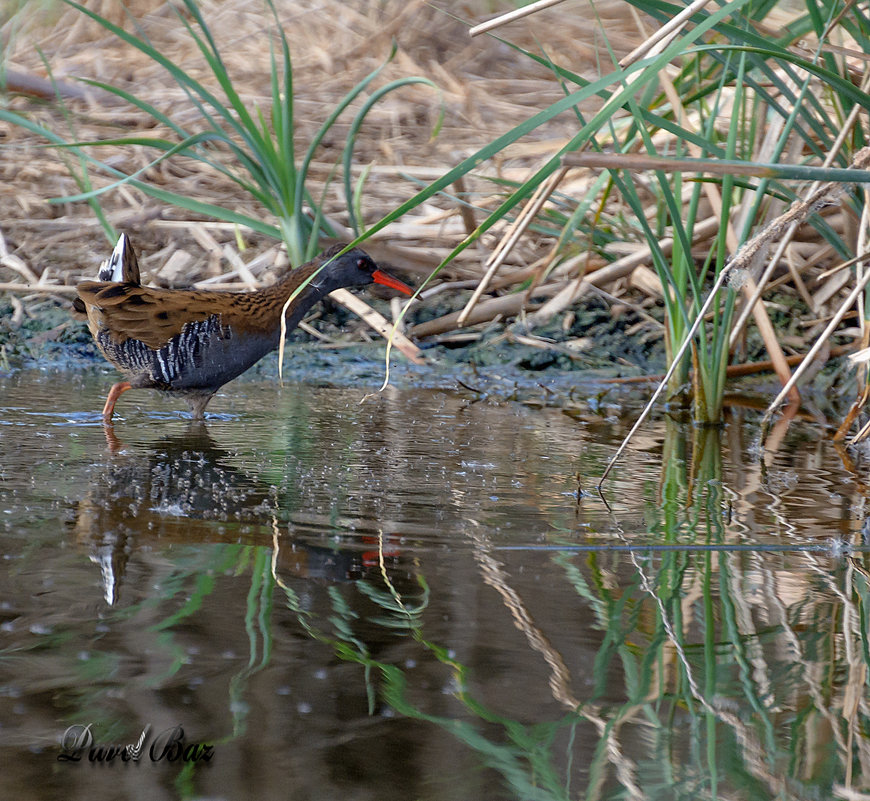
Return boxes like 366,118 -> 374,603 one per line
318,245 -> 412,295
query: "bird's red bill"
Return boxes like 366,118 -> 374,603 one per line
372,269 -> 412,296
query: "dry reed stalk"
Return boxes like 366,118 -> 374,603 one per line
328,288 -> 425,365
0,229 -> 39,284
562,153 -> 797,176
2,68 -> 98,101
451,175 -> 478,239
408,287 -> 554,338
7,294 -> 24,327
739,273 -> 800,402
296,320 -> 335,343
469,0 -> 569,37
0,283 -> 79,295
783,246 -> 817,310
762,257 -> 870,422
455,165 -> 568,327
619,0 -> 717,68
221,245 -> 259,290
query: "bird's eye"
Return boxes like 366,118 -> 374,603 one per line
357,258 -> 366,269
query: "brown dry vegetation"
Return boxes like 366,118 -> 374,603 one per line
0,0 -> 628,289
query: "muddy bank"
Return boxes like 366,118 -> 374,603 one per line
0,288 -> 857,414
0,288 -> 665,376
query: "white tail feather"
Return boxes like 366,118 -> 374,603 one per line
97,234 -> 129,282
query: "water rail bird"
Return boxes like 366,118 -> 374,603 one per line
73,235 -> 411,421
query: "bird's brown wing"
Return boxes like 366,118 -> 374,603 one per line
75,282 -> 224,350
75,261 -> 324,349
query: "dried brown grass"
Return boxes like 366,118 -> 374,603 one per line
0,0 -> 632,292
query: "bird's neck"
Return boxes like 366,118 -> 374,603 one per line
255,262 -> 332,344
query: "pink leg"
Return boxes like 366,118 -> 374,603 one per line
102,381 -> 132,422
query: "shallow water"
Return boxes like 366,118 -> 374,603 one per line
1,367 -> 869,800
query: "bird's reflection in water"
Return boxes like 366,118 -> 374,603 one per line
74,422 -> 278,604
74,423 -> 400,604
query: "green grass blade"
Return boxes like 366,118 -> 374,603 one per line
342,76 -> 441,236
